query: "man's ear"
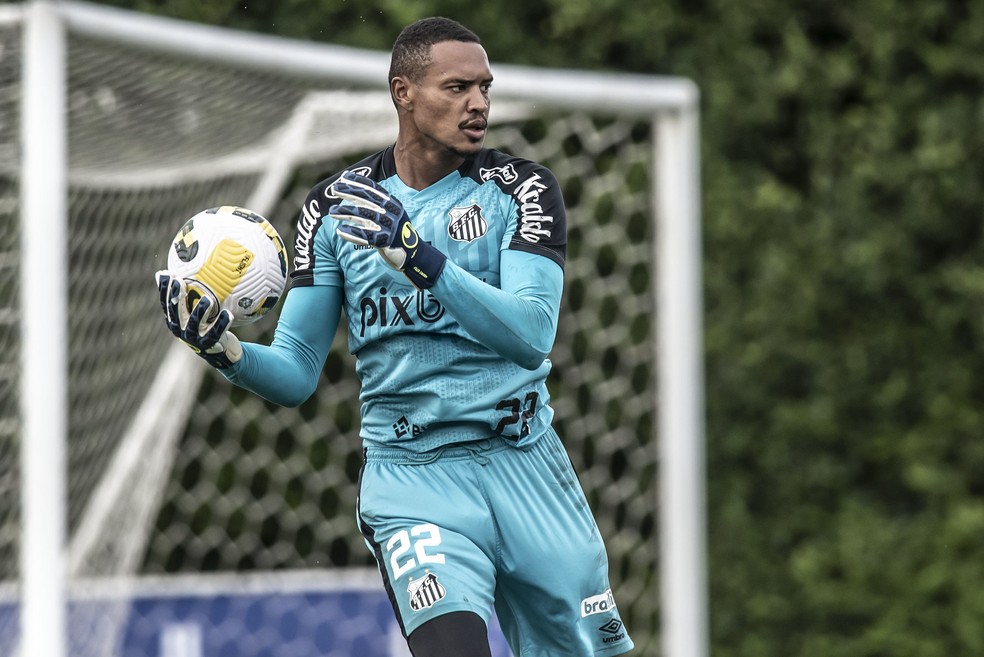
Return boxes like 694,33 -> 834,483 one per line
391,76 -> 413,111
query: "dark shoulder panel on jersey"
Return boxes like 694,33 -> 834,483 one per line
460,148 -> 567,268
288,147 -> 396,287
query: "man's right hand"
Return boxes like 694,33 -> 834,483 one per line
156,270 -> 242,369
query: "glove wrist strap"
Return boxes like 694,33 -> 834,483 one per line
189,332 -> 242,370
403,240 -> 447,289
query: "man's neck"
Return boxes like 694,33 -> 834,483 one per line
393,140 -> 466,190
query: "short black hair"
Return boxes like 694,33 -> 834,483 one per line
389,17 -> 481,84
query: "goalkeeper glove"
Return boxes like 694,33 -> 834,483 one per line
329,171 -> 447,289
155,270 -> 243,369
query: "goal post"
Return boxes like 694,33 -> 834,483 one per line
6,2 -> 706,656
19,5 -> 68,657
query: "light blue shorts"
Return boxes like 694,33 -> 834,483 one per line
356,428 -> 634,656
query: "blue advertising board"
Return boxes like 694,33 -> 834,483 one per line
0,572 -> 513,657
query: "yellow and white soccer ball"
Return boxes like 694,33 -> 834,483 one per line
167,206 -> 288,326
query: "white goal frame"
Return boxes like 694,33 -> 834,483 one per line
17,2 -> 706,657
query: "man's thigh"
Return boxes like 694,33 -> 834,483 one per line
485,431 -> 634,656
357,453 -> 498,637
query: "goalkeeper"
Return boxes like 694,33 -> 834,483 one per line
157,16 -> 632,657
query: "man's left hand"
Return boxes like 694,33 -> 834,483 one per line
329,170 -> 446,289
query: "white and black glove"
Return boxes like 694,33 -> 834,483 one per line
329,171 -> 447,289
155,270 -> 242,369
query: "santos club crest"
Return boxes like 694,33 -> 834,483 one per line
408,572 -> 447,611
448,205 -> 488,243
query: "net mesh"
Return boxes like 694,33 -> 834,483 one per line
2,12 -> 664,655
0,20 -> 22,592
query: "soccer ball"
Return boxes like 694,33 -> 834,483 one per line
167,206 -> 289,326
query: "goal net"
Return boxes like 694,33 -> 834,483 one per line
1,3 -> 704,656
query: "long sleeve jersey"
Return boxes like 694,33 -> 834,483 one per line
224,146 -> 568,453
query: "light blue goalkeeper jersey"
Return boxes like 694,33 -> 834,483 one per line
288,146 -> 567,452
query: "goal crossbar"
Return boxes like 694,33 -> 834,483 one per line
58,1 -> 697,113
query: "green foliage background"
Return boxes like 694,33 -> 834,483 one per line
91,0 -> 984,654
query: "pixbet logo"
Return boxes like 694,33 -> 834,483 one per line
359,287 -> 445,337
580,588 -> 615,618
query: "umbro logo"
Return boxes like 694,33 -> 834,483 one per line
598,618 -> 626,644
599,619 -> 622,634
